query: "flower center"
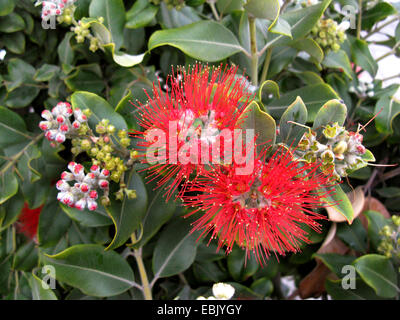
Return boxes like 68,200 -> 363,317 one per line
178,110 -> 220,145
231,178 -> 271,209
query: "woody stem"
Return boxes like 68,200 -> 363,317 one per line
249,16 -> 258,87
131,234 -> 152,300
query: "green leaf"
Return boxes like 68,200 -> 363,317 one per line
0,0 -> 15,16
290,38 -> 323,64
362,2 -> 397,30
350,37 -> 378,77
269,17 -> 292,38
34,64 -> 60,82
89,21 -> 145,67
363,210 -> 389,251
12,241 -> 38,271
238,101 -> 276,153
0,106 -> 31,149
322,49 -> 353,79
312,99 -> 347,132
314,253 -> 356,277
65,66 -> 105,95
375,187 -> 400,198
42,244 -> 135,297
268,83 -> 339,122
71,91 -> 127,131
28,273 -> 58,300
134,180 -> 176,248
38,199 -> 71,248
279,96 -> 308,145
217,0 -> 244,15
0,12 -> 25,33
89,0 -> 126,50
1,32 -> 25,54
258,79 -> 280,101
244,0 -> 280,22
60,203 -> 112,228
227,246 -> 259,281
126,0 -> 158,29
323,184 -> 354,223
337,218 -> 367,253
353,254 -> 399,298
267,0 -> 331,47
0,170 -> 18,205
0,192 -> 24,232
193,261 -> 228,283
250,277 -> 274,297
148,20 -> 246,62
152,217 -> 200,278
105,170 -> 148,250
374,92 -> 400,134
57,32 -> 75,67
325,278 -> 386,300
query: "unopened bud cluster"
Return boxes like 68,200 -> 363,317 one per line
39,0 -> 76,21
378,216 -> 400,260
297,123 -> 367,180
73,119 -> 131,183
39,102 -> 89,146
70,18 -> 103,52
349,80 -> 375,98
56,162 -> 110,211
311,18 -> 346,52
150,0 -> 186,10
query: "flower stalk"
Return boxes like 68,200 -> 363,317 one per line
248,16 -> 258,87
131,234 -> 152,300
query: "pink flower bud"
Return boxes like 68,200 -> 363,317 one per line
72,121 -> 80,129
98,180 -> 109,189
56,115 -> 65,123
68,161 -> 76,171
39,121 -> 50,131
56,179 -> 69,191
61,171 -> 74,181
90,165 -> 100,174
55,133 -> 66,143
59,124 -> 69,132
61,192 -> 74,205
89,190 -> 98,199
41,110 -> 53,121
80,183 -> 90,193
75,199 -> 86,211
87,199 -> 98,211
100,169 -> 110,178
74,163 -> 84,175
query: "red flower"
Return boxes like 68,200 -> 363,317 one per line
183,147 -> 335,263
17,203 -> 43,241
133,64 -> 253,199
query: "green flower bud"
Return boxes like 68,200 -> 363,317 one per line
76,35 -> 85,43
80,139 -> 91,150
107,125 -> 116,134
90,147 -> 99,156
125,189 -> 137,199
83,109 -> 92,117
321,149 -> 335,163
332,43 -> 340,52
111,172 -> 121,182
120,137 -> 131,147
334,140 -> 348,154
96,124 -> 106,134
100,196 -> 110,206
117,129 -> 127,138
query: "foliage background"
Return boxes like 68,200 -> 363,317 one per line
0,0 -> 400,300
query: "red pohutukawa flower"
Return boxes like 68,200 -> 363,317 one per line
16,203 -> 43,242
183,147 -> 335,262
132,64 -> 253,199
